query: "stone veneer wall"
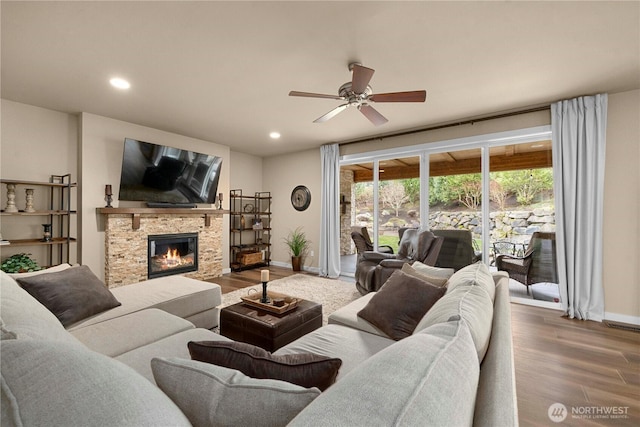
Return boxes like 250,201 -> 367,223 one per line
104,214 -> 223,288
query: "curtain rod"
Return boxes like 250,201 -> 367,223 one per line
338,104 -> 551,147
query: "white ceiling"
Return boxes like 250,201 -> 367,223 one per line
2,1 -> 639,157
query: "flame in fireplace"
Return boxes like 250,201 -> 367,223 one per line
166,248 -> 180,263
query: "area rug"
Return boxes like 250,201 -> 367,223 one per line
221,274 -> 361,325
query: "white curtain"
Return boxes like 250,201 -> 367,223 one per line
551,94 -> 607,321
319,144 -> 341,278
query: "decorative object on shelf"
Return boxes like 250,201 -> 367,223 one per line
252,218 -> 263,230
243,203 -> 254,213
41,223 -> 52,242
104,184 -> 114,208
260,269 -> 270,303
24,188 -> 36,212
284,226 -> 310,271
240,215 -> 246,230
4,183 -> 19,212
217,192 -> 223,210
0,253 -> 42,273
290,185 -> 311,211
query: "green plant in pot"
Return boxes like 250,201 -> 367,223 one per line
1,253 -> 42,273
284,227 -> 310,272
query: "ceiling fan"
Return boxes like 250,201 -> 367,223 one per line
289,63 -> 426,126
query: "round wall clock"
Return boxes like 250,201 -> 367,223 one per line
291,185 -> 311,211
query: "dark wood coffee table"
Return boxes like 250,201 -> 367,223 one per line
220,298 -> 322,352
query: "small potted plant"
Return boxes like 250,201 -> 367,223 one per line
283,227 -> 310,272
1,253 -> 42,273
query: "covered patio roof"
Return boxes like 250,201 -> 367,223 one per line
341,140 -> 552,182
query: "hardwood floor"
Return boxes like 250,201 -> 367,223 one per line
211,267 -> 640,425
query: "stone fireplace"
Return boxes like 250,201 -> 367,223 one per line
148,232 -> 198,279
98,208 -> 225,287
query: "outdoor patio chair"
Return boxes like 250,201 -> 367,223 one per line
491,241 -> 518,265
495,232 -> 558,295
432,229 -> 480,271
350,226 -> 394,255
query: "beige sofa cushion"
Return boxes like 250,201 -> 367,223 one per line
274,324 -> 394,381
413,263 -> 496,362
67,275 -> 221,330
328,293 -> 389,337
0,271 -> 82,346
70,308 -> 194,357
403,261 -> 455,287
288,319 -> 479,427
152,357 -> 320,427
115,328 -> 231,383
446,261 -> 495,301
1,339 -> 191,427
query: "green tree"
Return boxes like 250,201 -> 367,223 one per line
500,168 -> 553,205
401,178 -> 420,204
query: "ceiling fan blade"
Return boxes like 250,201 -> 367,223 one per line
313,104 -> 349,123
351,64 -> 375,94
369,90 -> 427,103
358,104 -> 388,126
289,91 -> 344,100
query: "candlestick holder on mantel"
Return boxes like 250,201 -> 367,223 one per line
104,184 -> 113,208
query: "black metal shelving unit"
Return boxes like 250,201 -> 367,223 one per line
229,189 -> 271,272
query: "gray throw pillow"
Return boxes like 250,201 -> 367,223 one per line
151,357 -> 320,427
188,340 -> 342,391
16,265 -> 121,327
357,269 -> 446,340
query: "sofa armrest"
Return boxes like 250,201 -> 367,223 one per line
378,259 -> 407,269
327,293 -> 391,339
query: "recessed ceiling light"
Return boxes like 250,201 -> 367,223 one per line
109,77 -> 130,90
531,144 -> 545,148
269,132 -> 281,139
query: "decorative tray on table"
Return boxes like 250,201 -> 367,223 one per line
241,290 -> 300,314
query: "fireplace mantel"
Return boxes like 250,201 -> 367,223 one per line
97,207 -> 229,230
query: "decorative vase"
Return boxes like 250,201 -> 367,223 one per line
240,215 -> 245,230
4,184 -> 18,212
25,188 -> 35,212
291,256 -> 302,271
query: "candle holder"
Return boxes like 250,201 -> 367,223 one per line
217,192 -> 224,210
4,183 -> 18,212
104,184 -> 113,208
260,281 -> 270,304
24,188 -> 36,212
42,223 -> 52,242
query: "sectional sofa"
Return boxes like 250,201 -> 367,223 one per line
1,262 -> 517,426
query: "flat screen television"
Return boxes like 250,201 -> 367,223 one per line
118,138 -> 222,205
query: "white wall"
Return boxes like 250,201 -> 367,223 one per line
263,148 -> 321,270
79,113 -> 230,279
229,151 -> 263,195
602,89 -> 640,324
0,100 -> 78,264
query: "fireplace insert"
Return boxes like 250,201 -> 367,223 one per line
148,233 -> 198,279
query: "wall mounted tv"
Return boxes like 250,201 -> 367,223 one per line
118,138 -> 222,205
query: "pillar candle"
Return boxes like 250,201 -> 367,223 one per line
218,193 -> 223,202
261,270 -> 269,282
105,185 -> 113,196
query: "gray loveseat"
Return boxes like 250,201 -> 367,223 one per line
1,262 -> 517,426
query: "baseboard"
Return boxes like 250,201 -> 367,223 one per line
222,267 -> 232,275
604,311 -> 640,326
269,260 -> 319,275
510,296 -> 563,311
